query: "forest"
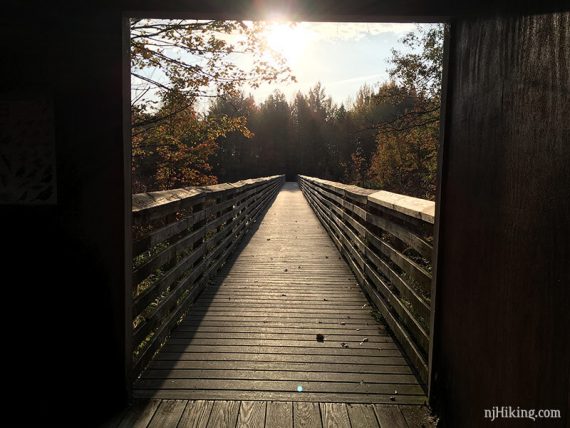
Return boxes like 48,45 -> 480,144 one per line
131,21 -> 443,200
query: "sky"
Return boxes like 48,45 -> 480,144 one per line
132,21 -> 429,111
249,22 -> 418,107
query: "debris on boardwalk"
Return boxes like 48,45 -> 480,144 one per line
132,182 -> 425,409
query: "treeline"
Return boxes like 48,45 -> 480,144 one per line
132,24 -> 443,201
209,80 -> 439,200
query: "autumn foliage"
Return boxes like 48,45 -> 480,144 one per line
130,19 -> 292,192
131,21 -> 444,200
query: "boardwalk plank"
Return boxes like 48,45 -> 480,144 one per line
346,404 -> 380,428
134,183 -> 424,406
164,338 -> 396,349
147,400 -> 186,428
400,405 -> 437,427
182,315 -> 378,324
148,360 -> 412,374
294,402 -> 322,428
187,309 -> 373,318
160,344 -> 401,357
134,390 -> 426,405
166,335 -> 394,345
373,405 -> 407,428
207,401 -> 240,428
178,321 -> 384,330
177,400 -> 214,428
116,400 -> 161,428
135,379 -> 424,395
154,352 -> 407,366
266,402 -> 293,428
236,401 -> 266,428
320,403 -> 350,427
141,369 -> 417,384
172,331 -> 387,340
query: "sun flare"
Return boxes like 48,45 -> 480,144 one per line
264,22 -> 310,64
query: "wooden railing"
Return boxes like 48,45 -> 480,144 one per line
131,175 -> 284,377
298,175 -> 434,385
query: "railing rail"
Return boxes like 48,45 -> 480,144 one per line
298,175 -> 434,385
131,175 -> 284,377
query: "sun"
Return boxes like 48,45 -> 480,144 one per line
263,22 -> 310,64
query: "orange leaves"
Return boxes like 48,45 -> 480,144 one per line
132,89 -> 255,193
130,18 -> 297,193
368,123 -> 438,200
130,19 -> 295,112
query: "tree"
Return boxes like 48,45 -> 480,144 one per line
342,83 -> 405,184
130,19 -> 293,124
130,19 -> 294,191
208,92 -> 258,182
289,83 -> 335,176
251,91 -> 291,177
366,24 -> 445,199
132,91 -> 253,191
368,123 -> 439,198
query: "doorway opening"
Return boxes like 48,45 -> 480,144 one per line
125,15 -> 447,414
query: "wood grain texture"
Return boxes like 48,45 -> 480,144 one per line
346,404 -> 380,428
237,401 -> 267,428
294,402 -> 322,428
374,405 -> 407,428
103,400 -> 433,427
177,400 -> 214,428
134,183 -> 424,404
148,360 -> 411,375
400,405 -> 436,427
136,379 -> 423,395
431,12 -> 570,427
132,177 -> 283,376
207,401 -> 240,427
147,400 -> 187,428
116,400 -> 161,428
298,176 -> 432,385
141,369 -> 416,384
6,2 -> 568,425
134,390 -> 426,404
320,403 -> 350,427
266,402 -> 293,428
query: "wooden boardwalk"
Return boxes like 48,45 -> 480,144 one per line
120,182 -> 431,426
109,399 -> 434,427
115,183 -> 429,427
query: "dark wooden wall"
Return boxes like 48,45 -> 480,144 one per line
1,1 -> 568,426
430,12 -> 570,427
1,5 -> 129,426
